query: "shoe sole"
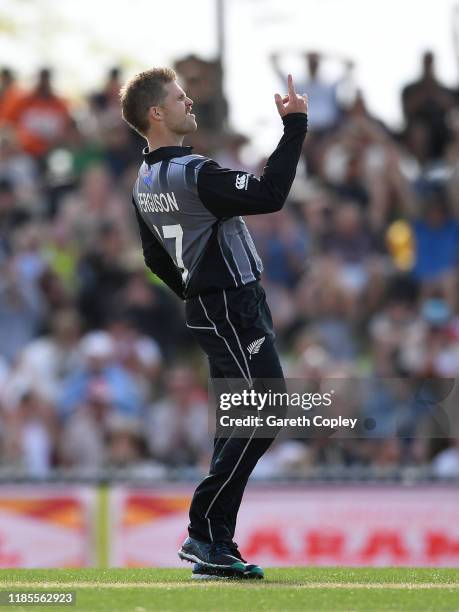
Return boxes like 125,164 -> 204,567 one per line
192,566 -> 264,580
191,574 -> 263,580
178,549 -> 246,572
191,573 -> 231,580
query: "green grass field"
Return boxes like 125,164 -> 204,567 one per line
1,568 -> 458,611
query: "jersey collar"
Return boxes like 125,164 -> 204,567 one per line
142,145 -> 193,165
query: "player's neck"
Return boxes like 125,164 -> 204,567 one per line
146,131 -> 185,152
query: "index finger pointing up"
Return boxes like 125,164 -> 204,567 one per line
287,74 -> 296,97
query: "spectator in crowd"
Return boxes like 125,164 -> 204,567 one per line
410,189 -> 459,307
316,99 -> 412,226
307,284 -> 357,361
2,389 -> 56,477
0,255 -> 45,364
90,67 -> 123,117
0,68 -> 24,125
42,223 -> 80,293
318,202 -> 379,317
57,164 -> 131,250
6,309 -> 82,404
399,297 -> 459,377
0,178 -> 31,259
174,55 -> 228,134
116,268 -> 186,361
59,378 -> 111,473
144,366 -> 210,468
256,210 -> 307,290
401,51 -> 456,162
0,127 -> 38,204
76,221 -> 130,328
7,68 -> 72,158
369,274 -> 421,375
58,331 -> 142,420
106,414 -> 149,472
106,313 -> 162,405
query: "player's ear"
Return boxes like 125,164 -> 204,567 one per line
149,106 -> 163,123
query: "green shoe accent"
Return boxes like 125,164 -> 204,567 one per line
247,565 -> 264,578
231,562 -> 247,572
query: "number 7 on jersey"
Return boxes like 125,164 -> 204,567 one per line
162,224 -> 188,282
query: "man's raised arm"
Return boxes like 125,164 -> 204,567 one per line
197,75 -> 308,217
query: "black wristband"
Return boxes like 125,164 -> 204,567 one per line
282,113 -> 308,131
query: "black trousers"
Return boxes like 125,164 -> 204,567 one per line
185,281 -> 285,543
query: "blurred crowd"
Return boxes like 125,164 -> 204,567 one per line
0,51 -> 458,480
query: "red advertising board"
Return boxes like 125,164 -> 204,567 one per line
109,485 -> 459,567
0,486 -> 96,567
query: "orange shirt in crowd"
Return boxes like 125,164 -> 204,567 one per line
7,91 -> 71,157
0,83 -> 26,125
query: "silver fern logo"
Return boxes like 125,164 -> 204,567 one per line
247,336 -> 265,359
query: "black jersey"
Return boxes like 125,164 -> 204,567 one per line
132,113 -> 308,299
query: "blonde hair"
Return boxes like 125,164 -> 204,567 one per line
119,67 -> 176,135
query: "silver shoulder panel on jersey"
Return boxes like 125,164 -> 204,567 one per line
168,155 -> 209,191
168,154 -> 208,166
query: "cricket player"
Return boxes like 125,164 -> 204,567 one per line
120,68 -> 307,579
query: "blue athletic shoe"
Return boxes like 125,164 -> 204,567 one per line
227,541 -> 246,562
179,537 -> 245,570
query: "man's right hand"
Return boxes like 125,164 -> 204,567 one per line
274,74 -> 308,118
